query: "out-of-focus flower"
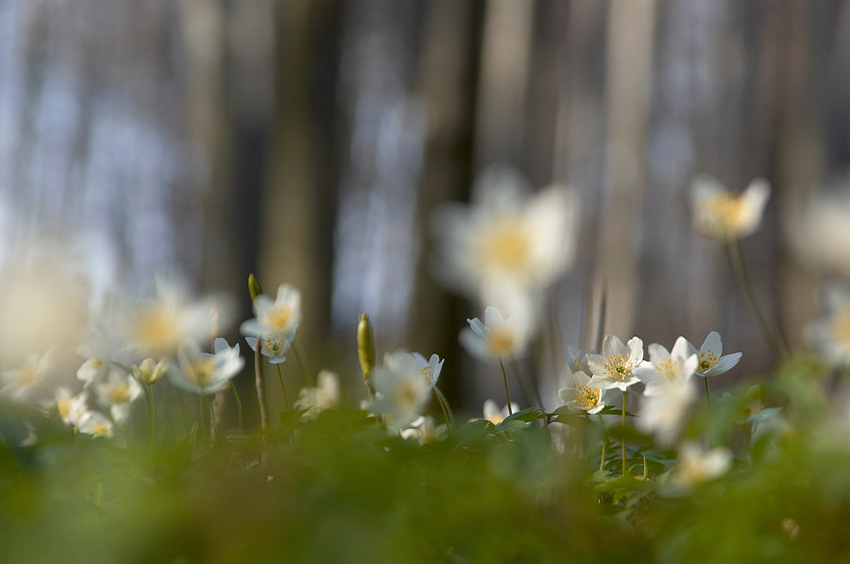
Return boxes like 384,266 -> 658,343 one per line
668,442 -> 732,492
369,353 -> 430,432
240,283 -> 302,339
171,338 -> 245,395
1,351 -> 51,401
558,370 -> 605,414
94,369 -> 143,423
804,285 -> 850,367
132,358 -> 168,386
431,166 -> 577,308
400,416 -> 446,445
685,331 -> 742,378
77,357 -> 109,389
635,337 -> 699,395
54,387 -> 89,428
459,306 -> 531,361
787,189 -> 850,279
691,175 -> 770,241
566,346 -> 593,375
296,370 -> 340,419
127,274 -> 231,358
77,410 -> 114,438
587,335 -> 647,392
480,399 -> 519,425
636,377 -> 697,447
245,331 -> 294,365
384,351 -> 444,392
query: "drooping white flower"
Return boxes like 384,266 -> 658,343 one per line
685,331 -> 742,378
691,175 -> 770,241
245,330 -> 294,365
804,285 -> 850,367
94,369 -> 143,423
636,377 -> 697,447
459,306 -> 532,361
171,338 -> 245,395
369,353 -> 430,432
558,370 -> 605,415
77,410 -> 114,438
400,415 -> 446,445
668,442 -> 732,492
1,351 -> 51,401
431,166 -> 578,307
240,283 -> 302,339
635,337 -> 699,395
586,335 -> 647,392
296,370 -> 341,419
54,387 -> 89,428
132,358 -> 168,386
480,399 -> 519,425
126,274 -> 231,358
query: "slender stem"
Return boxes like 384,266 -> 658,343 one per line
598,414 -> 606,472
621,390 -> 627,477
197,393 -> 204,442
146,383 -> 156,450
276,363 -> 290,410
293,340 -> 313,386
229,380 -> 243,431
254,339 -> 268,431
512,359 -> 544,411
498,358 -> 513,415
704,377 -> 711,406
433,387 -> 452,428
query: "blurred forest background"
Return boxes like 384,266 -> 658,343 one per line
1,0 -> 848,414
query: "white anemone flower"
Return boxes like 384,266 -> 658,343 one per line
384,350 -> 444,392
76,357 -> 109,389
54,387 -> 89,428
240,283 -> 302,339
295,370 -> 340,419
636,377 -> 697,447
691,175 -> 770,241
635,337 -> 699,396
566,346 -> 593,375
400,416 -> 446,445
558,370 -> 605,415
94,369 -> 143,424
804,285 -> 850,367
431,166 -> 577,306
586,335 -> 647,392
77,410 -> 114,438
132,358 -> 168,386
459,306 -> 532,361
480,399 -> 519,425
1,351 -> 51,401
245,330 -> 295,365
668,442 -> 732,493
171,338 -> 245,395
127,274 -> 232,358
369,354 -> 430,432
685,331 -> 742,378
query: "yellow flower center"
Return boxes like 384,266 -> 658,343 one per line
108,385 -> 131,404
134,307 -> 179,353
703,193 -> 746,233
832,309 -> 850,345
576,385 -> 601,410
479,220 -> 531,272
604,354 -> 632,381
486,328 -> 516,356
260,335 -> 286,356
186,358 -> 216,385
266,306 -> 293,330
57,397 -> 71,418
418,366 -> 434,386
656,359 -> 682,380
92,423 -> 109,437
699,350 -> 719,372
392,377 -> 422,411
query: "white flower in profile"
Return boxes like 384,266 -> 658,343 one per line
384,351 -> 444,392
566,346 -> 593,375
132,358 -> 168,386
54,387 -> 89,428
635,337 -> 699,395
636,377 -> 697,447
400,416 -> 446,445
691,175 -> 770,241
431,166 -> 578,305
171,338 -> 245,395
240,283 -> 302,339
77,410 -> 114,438
459,306 -> 532,361
685,331 -> 742,378
76,357 -> 109,389
127,274 -> 231,358
668,442 -> 732,493
1,351 -> 51,401
558,370 -> 605,415
245,330 -> 294,365
296,370 -> 341,419
94,369 -> 143,424
586,335 -> 647,392
804,285 -> 850,367
369,353 -> 430,432
480,399 -> 519,425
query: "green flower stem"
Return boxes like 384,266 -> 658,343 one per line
229,380 -> 243,431
622,390 -> 627,477
196,393 -> 204,443
254,340 -> 268,432
725,240 -> 789,359
433,387 -> 452,428
293,340 -> 313,386
598,414 -> 606,472
146,383 -> 156,450
499,357 -> 513,415
276,362 -> 290,411
704,377 -> 711,406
